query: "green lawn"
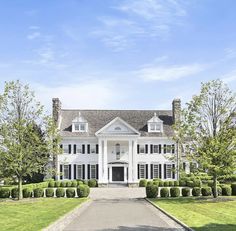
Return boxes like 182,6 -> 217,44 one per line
0,198 -> 88,231
150,197 -> 236,231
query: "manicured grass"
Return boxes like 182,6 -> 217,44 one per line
0,198 -> 88,231
150,197 -> 236,231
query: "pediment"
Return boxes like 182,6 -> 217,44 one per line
95,117 -> 140,136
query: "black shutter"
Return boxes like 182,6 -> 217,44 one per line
96,144 -> 99,154
159,144 -> 162,154
137,145 -> 140,154
164,164 -> 167,179
87,164 -> 90,179
159,164 -> 162,179
145,144 -> 148,154
73,145 -> 76,154
150,145 -> 153,154
60,144 -> 63,149
96,164 -> 99,180
74,164 -> 77,179
137,164 -> 140,179
69,164 -> 71,179
172,164 -> 175,179
183,162 -> 186,171
82,144 -> 85,154
60,164 -> 63,180
82,164 -> 85,179
172,144 -> 175,154
151,164 -> 153,179
87,144 -> 90,154
164,144 -> 166,154
68,144 -> 71,154
146,164 -> 148,179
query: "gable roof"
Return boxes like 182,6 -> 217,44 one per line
59,109 -> 174,137
95,117 -> 140,136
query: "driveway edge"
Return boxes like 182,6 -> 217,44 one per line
43,199 -> 92,231
145,198 -> 194,231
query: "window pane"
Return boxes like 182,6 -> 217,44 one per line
91,165 -> 96,179
74,123 -> 80,131
64,165 -> 69,179
76,145 -> 82,154
63,145 -> 69,154
140,145 -> 145,153
153,145 -> 159,153
90,145 -> 96,154
166,164 -> 172,178
139,164 -> 146,178
80,124 -> 85,130
153,165 -> 159,178
77,165 -> 82,179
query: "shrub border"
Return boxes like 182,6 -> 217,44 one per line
145,198 -> 193,231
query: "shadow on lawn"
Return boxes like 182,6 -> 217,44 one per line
192,223 -> 236,231
101,226 -> 184,231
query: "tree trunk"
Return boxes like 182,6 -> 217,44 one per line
213,174 -> 218,198
18,176 -> 23,200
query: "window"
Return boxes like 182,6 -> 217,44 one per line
153,145 -> 159,154
63,145 -> 69,154
116,143 -> 120,160
64,165 -> 69,179
139,164 -> 146,179
90,165 -> 97,179
115,126 -> 121,131
74,123 -> 87,132
77,165 -> 82,179
153,164 -> 159,178
147,113 -> 163,133
139,145 -> 145,154
166,164 -> 172,178
76,144 -> 82,154
90,144 -> 96,154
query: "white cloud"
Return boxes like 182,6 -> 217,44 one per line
27,32 -> 41,40
224,48 -> 236,59
136,63 -> 205,81
221,70 -> 236,83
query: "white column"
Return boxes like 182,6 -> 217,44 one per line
132,140 -> 138,182
103,139 -> 108,183
128,140 -> 133,183
71,164 -> 74,180
98,139 -> 103,183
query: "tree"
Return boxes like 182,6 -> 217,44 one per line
0,80 -> 61,199
174,79 -> 236,198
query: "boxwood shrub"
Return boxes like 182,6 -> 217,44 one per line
139,179 -> 147,187
201,187 -> 212,196
170,187 -> 180,197
66,188 -> 75,198
179,180 -> 186,186
146,185 -> 158,198
54,181 -> 61,187
71,180 -> 78,187
60,181 -> 67,187
160,188 -> 169,197
77,185 -> 90,198
159,181 -> 164,187
23,188 -> 32,198
169,181 -> 174,187
192,187 -> 201,196
174,181 -> 179,187
33,188 -> 44,198
45,188 -> 54,197
164,181 -> 169,187
193,179 -> 202,187
56,188 -> 65,197
147,181 -> 153,186
11,188 -> 19,199
48,181 -> 55,188
231,183 -> 236,196
153,181 -> 159,186
0,188 -> 10,198
221,186 -> 232,196
88,179 -> 97,188
77,180 -> 84,186
66,181 -> 72,187
182,188 -> 190,197
186,181 -> 194,188
207,180 -> 214,187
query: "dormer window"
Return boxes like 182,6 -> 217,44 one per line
72,113 -> 88,132
148,113 -> 163,133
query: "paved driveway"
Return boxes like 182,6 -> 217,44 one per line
63,188 -> 185,231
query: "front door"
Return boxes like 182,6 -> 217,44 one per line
112,167 -> 124,181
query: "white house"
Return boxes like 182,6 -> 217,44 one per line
53,98 -> 184,187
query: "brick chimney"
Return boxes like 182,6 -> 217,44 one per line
52,98 -> 61,125
172,98 -> 181,123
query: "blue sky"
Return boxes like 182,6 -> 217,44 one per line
0,0 -> 236,113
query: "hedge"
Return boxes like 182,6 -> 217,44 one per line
55,181 -> 61,187
48,181 -> 55,188
170,187 -> 180,197
139,179 -> 147,187
66,188 -> 75,198
159,181 -> 164,187
0,188 -> 11,198
60,181 -> 67,187
201,187 -> 212,196
46,188 -> 54,197
23,188 -> 32,198
192,187 -> 201,196
88,179 -> 97,188
164,181 -> 169,187
174,181 -> 179,186
147,181 -> 153,186
153,181 -> 159,186
231,183 -> 236,196
34,188 -> 44,198
77,185 -> 90,197
221,186 -> 232,196
186,181 -> 194,188
56,188 -> 65,197
66,181 -> 72,187
182,188 -> 190,197
179,180 -> 186,186
11,188 -> 19,199
71,180 -> 78,187
77,180 -> 84,186
160,188 -> 169,197
146,185 -> 158,198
